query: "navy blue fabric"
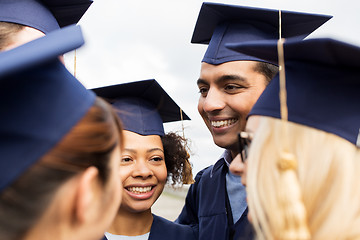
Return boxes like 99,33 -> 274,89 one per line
0,24 -> 84,78
227,38 -> 360,146
149,215 -> 197,240
113,97 -> 165,136
0,0 -> 92,33
177,159 -> 254,240
102,214 -> 197,240
92,79 -> 190,136
0,25 -> 93,192
40,0 -> 93,27
192,2 -> 332,65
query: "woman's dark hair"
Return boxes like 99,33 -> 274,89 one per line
0,97 -> 123,239
254,62 -> 279,84
161,132 -> 194,185
0,22 -> 24,51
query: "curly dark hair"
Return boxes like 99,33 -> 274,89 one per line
161,132 -> 194,185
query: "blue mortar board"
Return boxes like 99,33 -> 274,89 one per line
226,37 -> 360,147
0,0 -> 92,34
0,24 -> 84,78
92,80 -> 190,136
192,2 -> 332,65
0,25 -> 95,192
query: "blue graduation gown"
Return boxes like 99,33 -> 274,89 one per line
102,214 -> 197,240
176,158 -> 254,240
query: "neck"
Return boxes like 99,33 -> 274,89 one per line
108,208 -> 153,236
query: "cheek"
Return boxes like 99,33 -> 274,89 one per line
231,90 -> 263,117
227,95 -> 249,115
118,166 -> 132,185
197,98 -> 204,114
157,164 -> 168,184
241,163 -> 248,186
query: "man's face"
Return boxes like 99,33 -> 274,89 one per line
197,61 -> 267,154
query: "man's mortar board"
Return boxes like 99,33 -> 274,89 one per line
192,2 -> 332,65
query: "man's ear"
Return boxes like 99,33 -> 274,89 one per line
74,166 -> 100,223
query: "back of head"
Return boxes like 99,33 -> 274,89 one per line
247,117 -> 360,240
228,38 -> 360,239
0,25 -> 122,239
0,97 -> 122,239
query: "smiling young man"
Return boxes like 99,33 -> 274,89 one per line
197,61 -> 271,153
176,2 -> 332,240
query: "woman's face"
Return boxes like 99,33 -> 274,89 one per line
119,130 -> 167,213
229,115 -> 261,182
229,115 -> 261,222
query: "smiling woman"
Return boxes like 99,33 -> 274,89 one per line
119,130 -> 168,214
92,79 -> 197,240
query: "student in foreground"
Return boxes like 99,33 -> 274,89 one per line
0,26 -> 123,240
93,79 -> 197,240
228,37 -> 360,240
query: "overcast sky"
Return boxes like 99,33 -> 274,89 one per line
64,0 -> 360,175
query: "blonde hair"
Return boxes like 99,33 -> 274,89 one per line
247,116 -> 360,240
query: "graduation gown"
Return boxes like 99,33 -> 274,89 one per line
102,214 -> 197,240
176,158 -> 254,240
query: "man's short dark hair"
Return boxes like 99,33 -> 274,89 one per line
254,62 -> 279,85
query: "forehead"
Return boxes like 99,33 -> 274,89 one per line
123,130 -> 163,150
198,61 -> 268,90
199,61 -> 259,81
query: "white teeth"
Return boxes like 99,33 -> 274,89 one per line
211,119 -> 237,128
127,186 -> 152,194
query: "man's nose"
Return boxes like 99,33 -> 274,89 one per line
202,88 -> 226,113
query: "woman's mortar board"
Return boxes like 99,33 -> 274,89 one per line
0,0 -> 93,33
0,25 -> 94,192
227,37 -> 360,146
92,79 -> 190,136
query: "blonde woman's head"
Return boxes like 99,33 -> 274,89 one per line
246,116 -> 360,240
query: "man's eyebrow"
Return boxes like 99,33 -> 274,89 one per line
197,78 -> 208,86
215,74 -> 248,84
197,74 -> 248,86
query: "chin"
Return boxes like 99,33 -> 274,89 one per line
213,136 -> 237,150
126,202 -> 153,213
